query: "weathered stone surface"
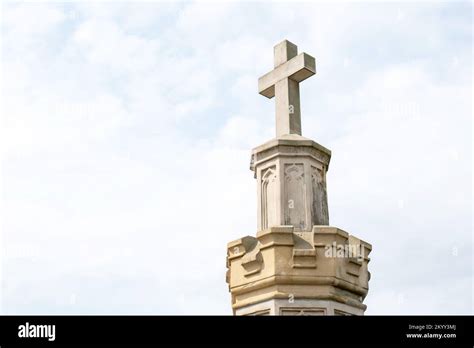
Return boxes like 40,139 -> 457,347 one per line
226,226 -> 372,315
258,40 -> 316,137
252,134 -> 331,232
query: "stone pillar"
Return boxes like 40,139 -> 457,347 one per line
226,133 -> 372,316
226,40 -> 372,316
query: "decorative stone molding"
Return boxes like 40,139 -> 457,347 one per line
226,225 -> 372,315
292,231 -> 317,269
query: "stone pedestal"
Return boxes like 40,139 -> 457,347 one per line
226,226 -> 372,316
226,134 -> 372,316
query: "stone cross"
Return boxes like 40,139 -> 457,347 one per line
258,40 -> 316,137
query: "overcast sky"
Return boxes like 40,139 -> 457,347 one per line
1,1 -> 472,314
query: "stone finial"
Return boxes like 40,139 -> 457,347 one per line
258,40 -> 316,137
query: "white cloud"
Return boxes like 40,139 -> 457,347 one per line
0,1 -> 471,314
2,3 -> 66,36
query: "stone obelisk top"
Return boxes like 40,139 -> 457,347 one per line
258,40 -> 316,138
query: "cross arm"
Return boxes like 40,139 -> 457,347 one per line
258,53 -> 316,99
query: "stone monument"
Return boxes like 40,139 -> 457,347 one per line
225,40 -> 372,315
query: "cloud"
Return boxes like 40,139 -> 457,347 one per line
0,1 -> 471,314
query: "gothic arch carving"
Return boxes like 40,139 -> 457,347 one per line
311,166 -> 329,225
284,163 -> 306,230
261,166 -> 277,229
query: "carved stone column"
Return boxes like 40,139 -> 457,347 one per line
252,134 -> 330,232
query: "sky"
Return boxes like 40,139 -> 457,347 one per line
0,1 -> 472,314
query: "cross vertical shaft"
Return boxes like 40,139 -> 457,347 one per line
274,40 -> 301,136
275,77 -> 301,136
